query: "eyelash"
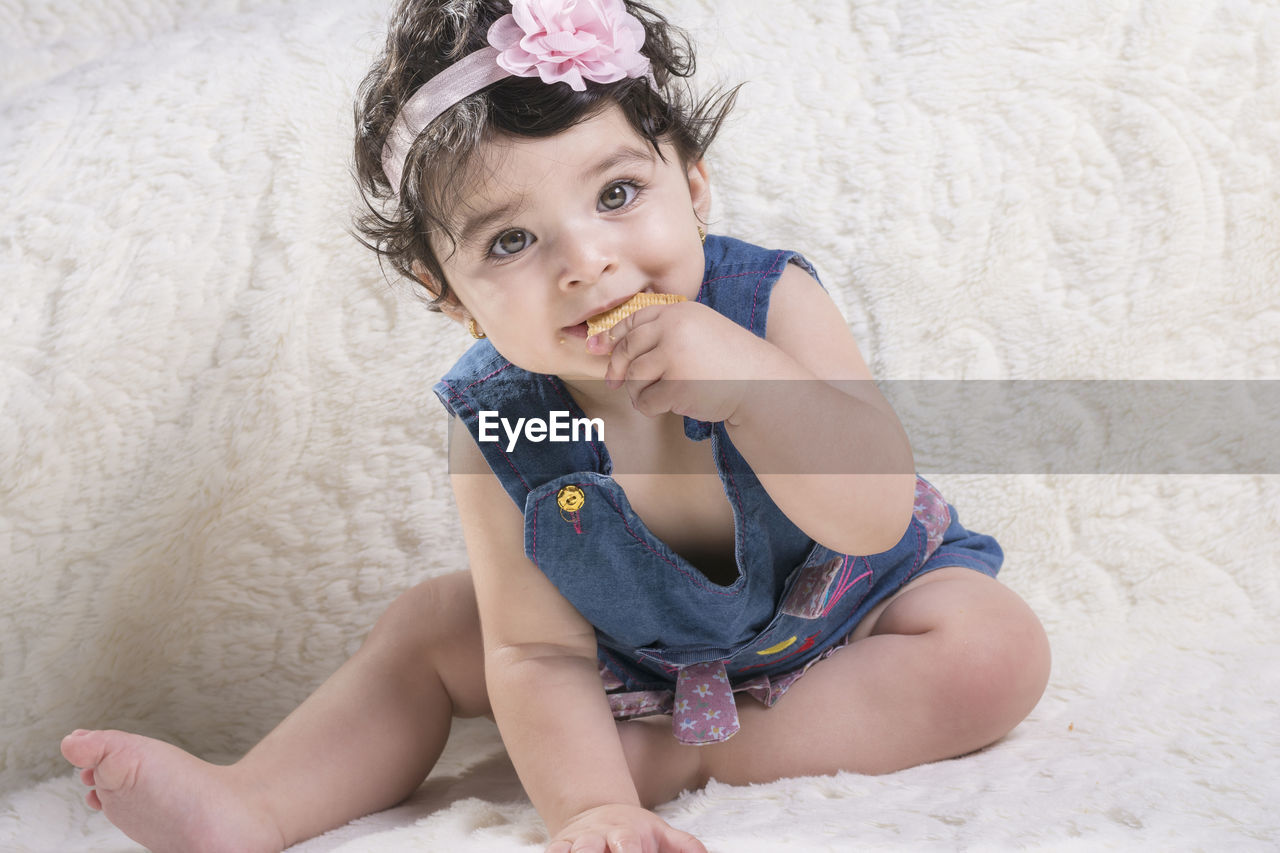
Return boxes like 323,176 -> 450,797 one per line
485,178 -> 647,261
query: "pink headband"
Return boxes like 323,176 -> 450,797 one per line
381,0 -> 652,194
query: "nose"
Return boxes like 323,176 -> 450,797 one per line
555,226 -> 615,290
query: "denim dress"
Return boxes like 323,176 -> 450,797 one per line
434,235 -> 1002,745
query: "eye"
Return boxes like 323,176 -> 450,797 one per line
491,229 -> 534,257
599,181 -> 638,211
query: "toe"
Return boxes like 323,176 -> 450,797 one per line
60,730 -> 141,795
61,730 -> 100,767
62,729 -> 118,771
80,767 -> 96,786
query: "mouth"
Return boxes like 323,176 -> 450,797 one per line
564,287 -> 655,339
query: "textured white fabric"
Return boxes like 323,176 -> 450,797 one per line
2,0 -> 1278,849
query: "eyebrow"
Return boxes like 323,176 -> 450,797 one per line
455,144 -> 657,248
583,144 -> 656,181
457,199 -> 523,250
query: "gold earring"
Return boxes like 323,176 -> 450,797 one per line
697,225 -> 706,244
467,317 -> 486,339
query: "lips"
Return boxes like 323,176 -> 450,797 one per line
564,288 -> 654,338
577,292 -> 645,327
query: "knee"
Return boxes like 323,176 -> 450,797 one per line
938,600 -> 1051,743
358,573 -> 489,718
363,574 -> 474,665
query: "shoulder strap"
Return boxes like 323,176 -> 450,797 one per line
682,235 -> 822,439
434,341 -> 607,509
698,234 -> 821,338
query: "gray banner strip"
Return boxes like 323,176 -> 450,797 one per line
883,380 -> 1279,474
445,381 -> 1280,475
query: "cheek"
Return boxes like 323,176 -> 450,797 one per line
446,277 -> 526,326
647,208 -> 699,254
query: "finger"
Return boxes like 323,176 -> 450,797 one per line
627,372 -> 673,418
604,828 -> 643,853
605,324 -> 662,388
665,829 -> 708,853
586,304 -> 661,356
630,372 -> 707,420
682,833 -> 709,853
568,834 -> 607,853
585,331 -> 614,356
607,304 -> 663,342
621,357 -> 671,415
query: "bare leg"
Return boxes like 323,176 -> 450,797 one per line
616,716 -> 704,808
61,566 -> 1048,851
692,568 -> 1051,785
62,571 -> 491,853
610,569 -> 1049,809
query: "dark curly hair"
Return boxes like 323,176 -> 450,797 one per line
352,0 -> 739,310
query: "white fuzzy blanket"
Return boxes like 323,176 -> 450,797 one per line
2,0 -> 1278,850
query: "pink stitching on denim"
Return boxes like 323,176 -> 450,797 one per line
702,270 -> 770,285
439,380 -> 531,493
829,560 -> 855,611
595,488 -> 739,597
749,252 -> 786,334
716,436 -> 748,571
544,376 -> 605,470
530,490 -> 539,560
821,558 -> 851,615
460,361 -> 515,393
824,565 -> 872,617
696,269 -> 767,303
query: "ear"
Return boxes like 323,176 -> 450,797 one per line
686,158 -> 712,225
411,261 -> 469,325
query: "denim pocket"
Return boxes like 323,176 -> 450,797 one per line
778,555 -> 873,619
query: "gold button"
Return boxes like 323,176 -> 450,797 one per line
557,485 -> 585,513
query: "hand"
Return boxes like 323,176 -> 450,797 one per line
546,803 -> 707,853
586,300 -> 778,423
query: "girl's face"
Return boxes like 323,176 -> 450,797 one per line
432,103 -> 711,380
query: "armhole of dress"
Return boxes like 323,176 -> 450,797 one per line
787,254 -> 823,289
754,252 -> 820,339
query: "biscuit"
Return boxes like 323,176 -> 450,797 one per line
586,292 -> 686,337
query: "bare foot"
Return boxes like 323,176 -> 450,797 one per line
61,729 -> 287,853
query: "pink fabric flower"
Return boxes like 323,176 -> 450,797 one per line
487,0 -> 650,92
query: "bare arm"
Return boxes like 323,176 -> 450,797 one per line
724,263 -> 916,555
447,417 -> 640,834
601,262 -> 916,556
